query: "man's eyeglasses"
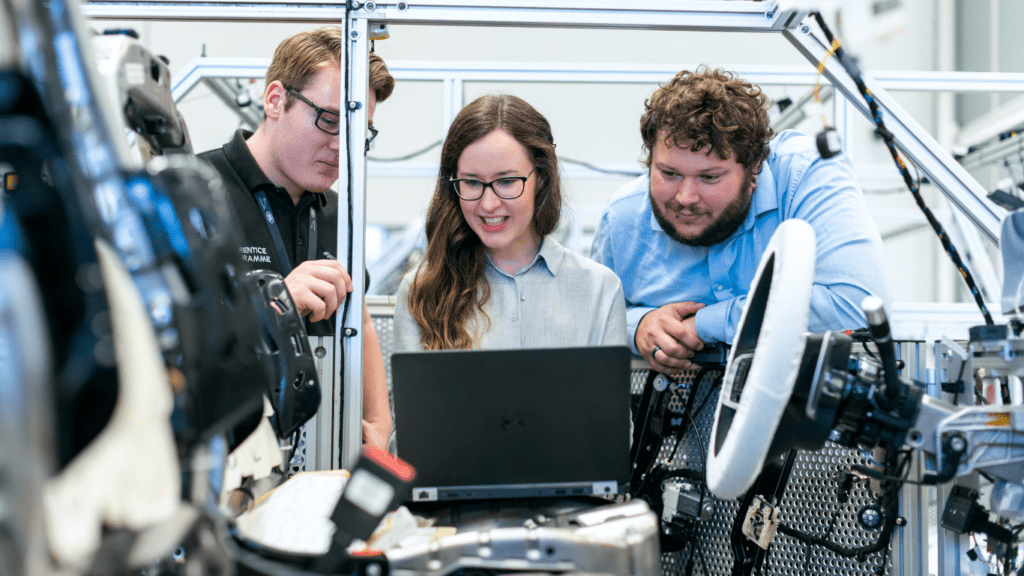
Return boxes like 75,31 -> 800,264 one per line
450,169 -> 536,201
284,85 -> 341,135
366,125 -> 378,153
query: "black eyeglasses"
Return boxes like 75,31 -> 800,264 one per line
450,169 -> 536,201
366,125 -> 378,153
284,85 -> 341,135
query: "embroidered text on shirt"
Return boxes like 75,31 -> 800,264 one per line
240,246 -> 272,263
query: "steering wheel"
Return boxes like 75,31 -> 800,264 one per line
706,219 -> 816,500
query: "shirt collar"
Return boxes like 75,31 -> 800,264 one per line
742,166 -> 778,232
537,236 -> 564,275
224,129 -> 327,210
484,237 -> 562,278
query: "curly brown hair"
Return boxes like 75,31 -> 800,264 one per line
641,66 -> 772,172
407,94 -> 561,350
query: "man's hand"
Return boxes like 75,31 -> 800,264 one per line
362,419 -> 390,452
636,301 -> 706,373
283,260 -> 353,322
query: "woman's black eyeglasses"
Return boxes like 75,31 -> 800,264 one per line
450,169 -> 536,200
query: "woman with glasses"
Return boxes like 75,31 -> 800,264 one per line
393,94 -> 626,351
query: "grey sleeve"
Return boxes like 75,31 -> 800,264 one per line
392,273 -> 425,353
592,267 -> 628,347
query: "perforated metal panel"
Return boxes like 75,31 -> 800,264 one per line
647,336 -> 937,573
633,351 -> 904,576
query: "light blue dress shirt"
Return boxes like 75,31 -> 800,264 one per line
394,236 -> 627,352
591,130 -> 890,353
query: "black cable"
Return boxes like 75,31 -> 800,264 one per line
692,374 -> 722,418
340,3 -> 354,332
810,11 -> 994,326
683,407 -> 707,576
695,543 -> 711,576
633,373 -> 698,499
779,448 -> 911,559
664,367 -> 713,466
803,488 -> 845,576
367,140 -> 441,162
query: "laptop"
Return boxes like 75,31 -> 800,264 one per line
390,346 -> 632,502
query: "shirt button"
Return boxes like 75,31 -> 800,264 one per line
298,238 -> 304,245
520,293 -> 525,301
511,315 -> 517,321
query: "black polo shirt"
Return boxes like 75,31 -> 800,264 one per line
198,130 -> 339,336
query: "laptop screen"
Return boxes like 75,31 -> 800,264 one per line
390,346 -> 632,501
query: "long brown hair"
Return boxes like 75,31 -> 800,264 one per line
407,94 -> 561,349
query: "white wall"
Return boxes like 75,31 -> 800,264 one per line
86,0 -> 1005,305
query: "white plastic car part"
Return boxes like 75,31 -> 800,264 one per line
219,395 -> 287,515
706,219 -> 816,500
43,240 -> 181,570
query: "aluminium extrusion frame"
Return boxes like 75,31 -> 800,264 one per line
170,57 -> 1024,182
84,0 -> 1005,507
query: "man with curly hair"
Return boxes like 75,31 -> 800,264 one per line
592,67 -> 889,373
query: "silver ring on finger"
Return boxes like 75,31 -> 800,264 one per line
652,345 -> 661,359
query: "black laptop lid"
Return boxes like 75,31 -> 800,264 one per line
391,346 -> 631,493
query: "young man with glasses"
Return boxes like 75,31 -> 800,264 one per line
199,26 -> 395,451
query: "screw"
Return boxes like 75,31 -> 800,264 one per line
349,29 -> 361,40
764,9 -> 774,19
348,0 -> 362,8
397,1 -> 409,10
702,502 -> 715,518
949,435 -> 967,452
895,516 -> 906,526
365,0 -> 376,9
858,506 -> 883,530
801,25 -> 811,34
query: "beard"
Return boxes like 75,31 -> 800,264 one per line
650,169 -> 755,247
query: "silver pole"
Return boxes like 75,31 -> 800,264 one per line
338,15 -> 370,471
